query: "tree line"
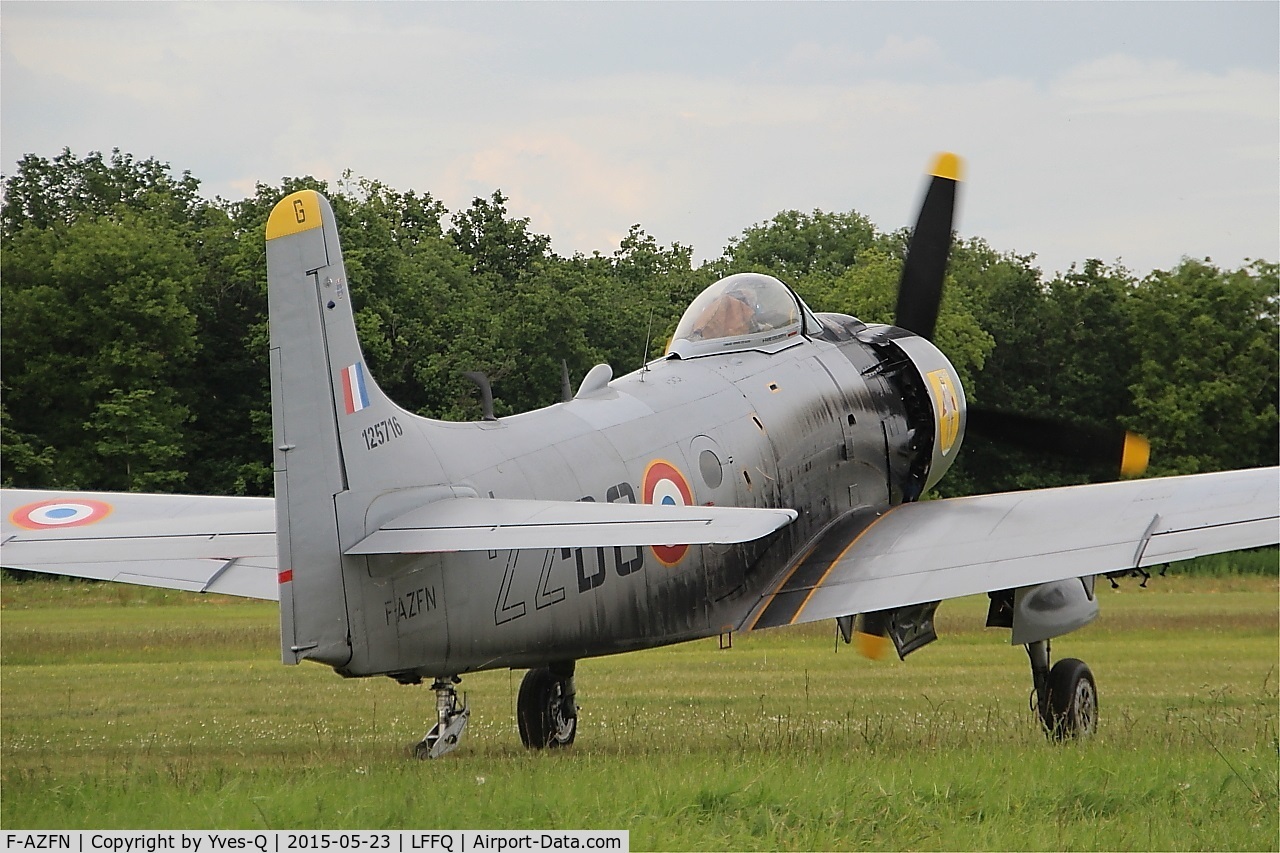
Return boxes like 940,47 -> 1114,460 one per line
2,149 -> 1276,499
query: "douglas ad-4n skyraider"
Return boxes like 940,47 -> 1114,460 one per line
3,154 -> 1276,758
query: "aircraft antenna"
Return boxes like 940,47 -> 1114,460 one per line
560,360 -> 573,402
640,308 -> 654,382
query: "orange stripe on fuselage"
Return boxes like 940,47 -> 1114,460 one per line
746,506 -> 896,631
787,506 -> 900,626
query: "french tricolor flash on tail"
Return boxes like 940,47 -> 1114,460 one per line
342,363 -> 370,414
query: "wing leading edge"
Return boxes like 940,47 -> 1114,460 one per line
749,466 -> 1279,630
1,490 -> 279,600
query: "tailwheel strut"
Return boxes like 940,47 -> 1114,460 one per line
1027,640 -> 1097,739
414,676 -> 470,759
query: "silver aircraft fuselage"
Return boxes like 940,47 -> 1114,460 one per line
329,316 -> 953,680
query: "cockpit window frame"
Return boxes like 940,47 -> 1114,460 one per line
666,273 -> 822,359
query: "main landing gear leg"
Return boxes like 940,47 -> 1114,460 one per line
414,676 -> 470,759
1026,640 -> 1098,739
517,661 -> 578,749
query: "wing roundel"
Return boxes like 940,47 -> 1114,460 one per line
1,489 -> 279,600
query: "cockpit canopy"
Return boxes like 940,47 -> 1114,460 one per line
667,273 -> 810,358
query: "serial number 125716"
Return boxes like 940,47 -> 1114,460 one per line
361,416 -> 403,450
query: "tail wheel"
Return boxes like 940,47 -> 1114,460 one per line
1041,657 -> 1097,739
517,667 -> 577,749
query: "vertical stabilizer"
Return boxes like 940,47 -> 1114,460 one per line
265,190 -> 394,666
266,190 -> 448,668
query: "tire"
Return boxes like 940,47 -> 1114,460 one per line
1041,657 -> 1097,739
517,667 -> 577,749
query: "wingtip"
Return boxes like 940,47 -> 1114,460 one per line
930,152 -> 964,183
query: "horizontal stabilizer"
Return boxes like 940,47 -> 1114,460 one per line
1,489 -> 278,600
346,496 -> 798,554
750,466 -> 1279,631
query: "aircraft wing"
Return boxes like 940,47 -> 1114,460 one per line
347,497 -> 797,554
749,466 -> 1279,630
1,489 -> 278,600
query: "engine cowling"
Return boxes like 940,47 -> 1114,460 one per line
890,332 -> 967,494
854,324 -> 967,498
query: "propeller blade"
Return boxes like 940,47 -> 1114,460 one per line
966,407 -> 1150,477
894,152 -> 963,340
855,611 -> 891,661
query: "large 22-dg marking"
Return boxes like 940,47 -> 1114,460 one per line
492,481 -> 646,626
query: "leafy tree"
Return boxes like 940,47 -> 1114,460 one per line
172,201 -> 274,494
325,176 -> 483,419
1041,260 -> 1140,423
2,148 -> 202,234
789,246 -> 994,394
88,388 -> 189,491
719,209 -> 878,279
0,390 -> 54,488
1126,259 -> 1279,475
946,239 -> 1051,413
601,225 -> 710,360
448,191 -> 552,282
949,253 -> 1142,493
1,213 -> 200,489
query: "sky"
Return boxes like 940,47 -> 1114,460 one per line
2,1 -> 1277,278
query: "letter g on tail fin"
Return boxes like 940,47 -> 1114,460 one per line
266,190 -> 326,242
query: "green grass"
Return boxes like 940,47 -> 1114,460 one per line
1164,547 -> 1278,577
1,575 -> 1276,850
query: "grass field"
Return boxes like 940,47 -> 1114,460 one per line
1,572 -> 1276,850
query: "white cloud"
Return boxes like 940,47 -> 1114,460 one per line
2,2 -> 1275,277
1054,55 -> 1278,118
443,132 -> 656,250
779,34 -> 945,77
872,34 -> 943,67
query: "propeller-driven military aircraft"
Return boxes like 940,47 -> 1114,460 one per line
3,154 -> 1276,758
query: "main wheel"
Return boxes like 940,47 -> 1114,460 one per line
1041,657 -> 1097,739
517,667 -> 577,749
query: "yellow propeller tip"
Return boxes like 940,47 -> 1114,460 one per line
855,631 -> 891,661
1120,432 -> 1150,477
930,152 -> 964,182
